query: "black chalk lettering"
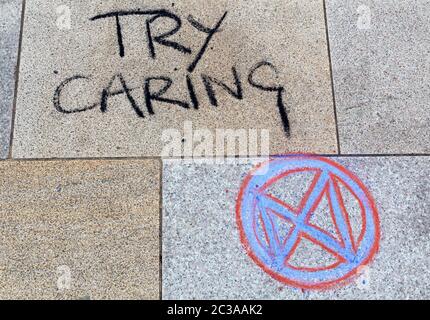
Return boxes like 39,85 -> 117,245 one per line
71,10 -> 291,138
53,75 -> 97,114
202,66 -> 243,107
115,15 -> 125,57
248,61 -> 290,136
187,12 -> 228,73
90,9 -> 188,58
101,73 -> 145,118
186,74 -> 199,109
146,12 -> 192,59
144,76 -> 189,114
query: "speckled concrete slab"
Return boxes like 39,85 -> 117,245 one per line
0,160 -> 160,300
162,156 -> 429,299
0,0 -> 21,159
326,0 -> 430,154
13,0 -> 337,158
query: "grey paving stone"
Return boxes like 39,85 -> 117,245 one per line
0,0 -> 22,159
13,0 -> 337,158
162,156 -> 429,299
326,0 -> 430,154
0,160 -> 160,300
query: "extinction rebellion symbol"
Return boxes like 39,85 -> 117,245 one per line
236,155 -> 380,289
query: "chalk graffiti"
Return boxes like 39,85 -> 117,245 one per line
236,155 -> 380,290
53,9 -> 291,136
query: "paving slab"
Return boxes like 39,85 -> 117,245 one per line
326,0 -> 430,154
162,156 -> 430,299
13,0 -> 337,159
0,0 -> 22,159
0,160 -> 160,300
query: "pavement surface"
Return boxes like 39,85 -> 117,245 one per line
0,0 -> 21,158
326,0 -> 430,154
12,0 -> 337,158
163,157 -> 429,299
0,159 -> 160,299
0,0 -> 428,300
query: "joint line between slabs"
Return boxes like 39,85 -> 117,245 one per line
1,154 -> 430,163
322,0 -> 342,155
8,0 -> 26,159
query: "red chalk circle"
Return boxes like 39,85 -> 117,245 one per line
236,155 -> 380,290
